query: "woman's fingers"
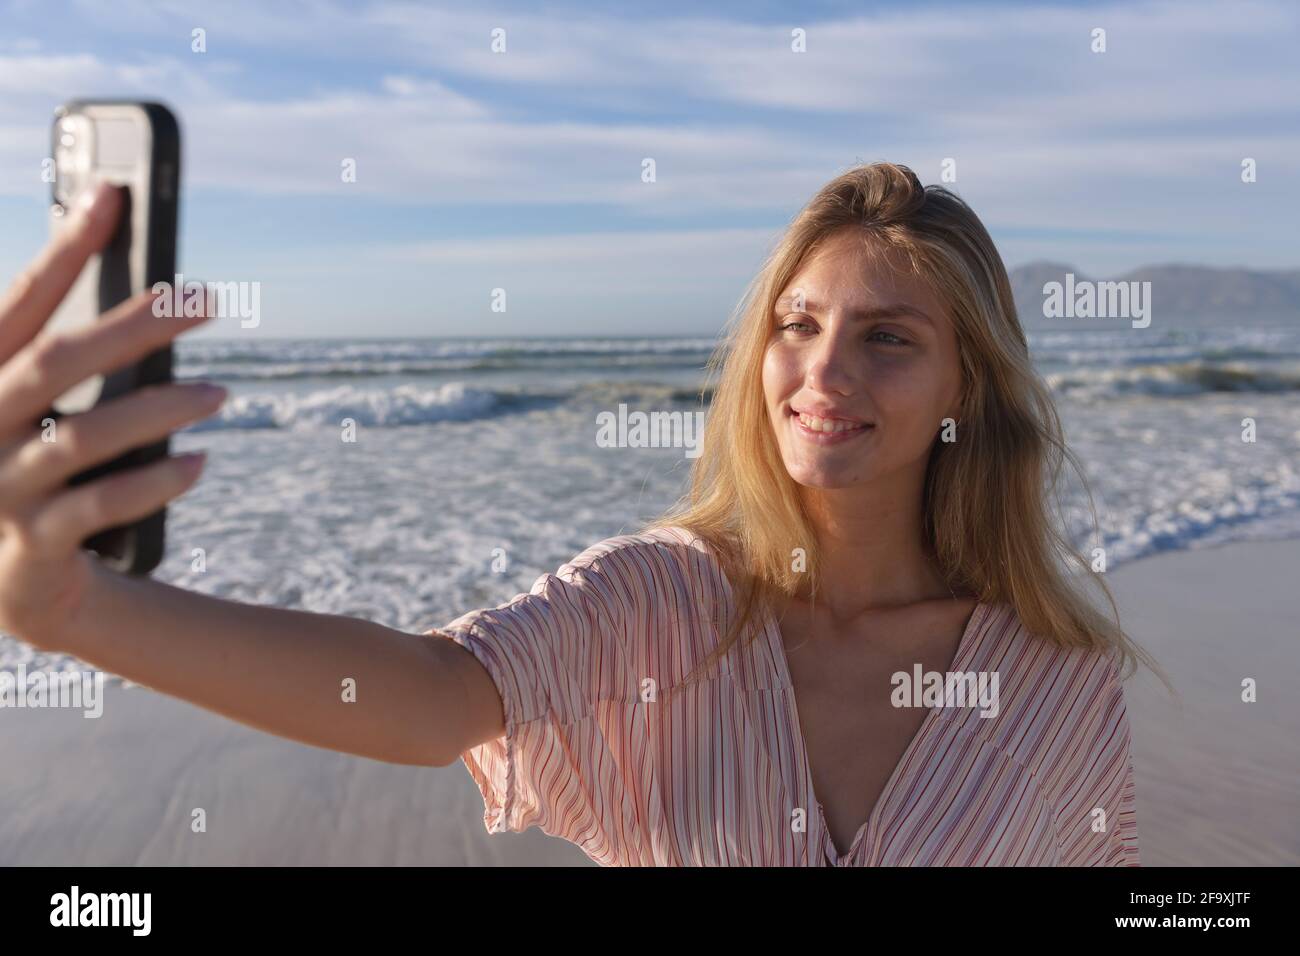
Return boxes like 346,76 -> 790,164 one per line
0,381 -> 226,509
0,182 -> 124,365
28,450 -> 208,553
0,289 -> 211,438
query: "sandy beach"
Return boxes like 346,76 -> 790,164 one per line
1102,536 -> 1300,867
1,536 -> 1296,867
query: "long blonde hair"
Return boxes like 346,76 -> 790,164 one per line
646,162 -> 1166,692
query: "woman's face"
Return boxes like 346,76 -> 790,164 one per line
762,229 -> 965,491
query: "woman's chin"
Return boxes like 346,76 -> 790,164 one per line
785,465 -> 866,490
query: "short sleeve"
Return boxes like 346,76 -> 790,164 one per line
432,546 -> 632,853
1050,650 -> 1141,866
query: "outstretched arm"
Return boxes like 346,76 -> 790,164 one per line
0,181 -> 506,769
46,561 -> 503,767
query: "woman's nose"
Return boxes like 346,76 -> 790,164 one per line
804,329 -> 856,394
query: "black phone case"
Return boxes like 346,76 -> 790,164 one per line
55,101 -> 181,576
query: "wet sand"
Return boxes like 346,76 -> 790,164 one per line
1,537 -> 1295,866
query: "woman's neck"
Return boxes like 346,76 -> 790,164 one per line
798,481 -> 953,620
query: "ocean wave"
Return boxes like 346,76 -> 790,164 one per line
186,382 -> 507,430
1047,360 -> 1300,397
179,352 -> 712,381
177,337 -> 718,377
185,380 -> 712,430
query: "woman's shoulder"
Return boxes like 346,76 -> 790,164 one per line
972,601 -> 1125,691
552,525 -> 737,637
557,524 -> 730,588
966,604 -> 1138,863
963,601 -> 1128,759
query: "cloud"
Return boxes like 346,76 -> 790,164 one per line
0,0 -> 1295,295
1,0 -> 1295,208
375,224 -> 778,268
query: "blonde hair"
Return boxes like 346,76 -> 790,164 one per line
646,161 -> 1166,693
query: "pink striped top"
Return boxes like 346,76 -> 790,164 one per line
433,525 -> 1140,866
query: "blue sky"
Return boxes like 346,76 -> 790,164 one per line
0,0 -> 1295,338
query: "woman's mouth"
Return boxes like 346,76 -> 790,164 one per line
790,409 -> 873,444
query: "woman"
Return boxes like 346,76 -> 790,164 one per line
0,163 -> 1156,867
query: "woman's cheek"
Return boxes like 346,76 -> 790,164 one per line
763,349 -> 800,405
877,379 -> 944,450
761,355 -> 789,438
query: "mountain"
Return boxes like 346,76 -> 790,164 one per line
1009,261 -> 1300,323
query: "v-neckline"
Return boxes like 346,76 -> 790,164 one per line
762,598 -> 990,865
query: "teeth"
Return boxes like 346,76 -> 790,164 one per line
797,412 -> 865,433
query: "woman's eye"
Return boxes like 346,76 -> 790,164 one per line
778,319 -> 813,333
869,330 -> 909,346
774,320 -> 909,345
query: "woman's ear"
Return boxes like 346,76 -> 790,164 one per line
944,386 -> 965,424
954,377 -> 971,420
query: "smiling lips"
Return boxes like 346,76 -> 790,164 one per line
790,408 -> 873,443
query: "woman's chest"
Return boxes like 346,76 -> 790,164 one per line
596,599 -> 1058,866
782,655 -> 933,861
614,680 -> 1059,866
774,600 -> 978,860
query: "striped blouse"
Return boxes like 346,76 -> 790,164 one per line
433,525 -> 1140,866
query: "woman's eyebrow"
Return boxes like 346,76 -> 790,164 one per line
774,295 -> 935,326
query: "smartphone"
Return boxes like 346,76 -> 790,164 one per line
44,100 -> 181,576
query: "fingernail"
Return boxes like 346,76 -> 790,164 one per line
179,451 -> 207,474
195,383 -> 227,401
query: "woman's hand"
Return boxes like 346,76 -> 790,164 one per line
0,182 -> 485,767
0,181 -> 225,650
